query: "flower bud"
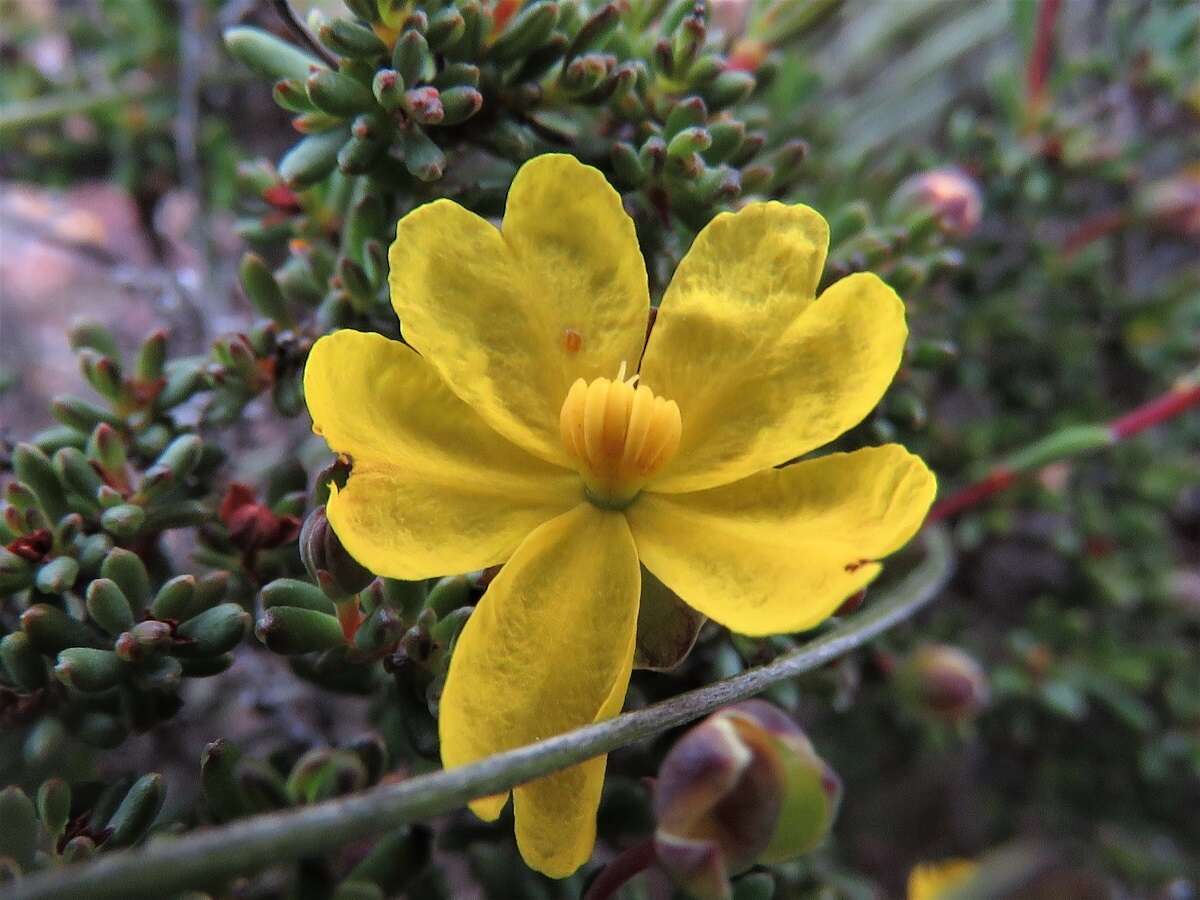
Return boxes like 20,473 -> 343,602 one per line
891,167 -> 983,238
1139,168 -> 1200,239
900,643 -> 990,724
655,701 -> 841,899
219,483 -> 301,552
300,506 -> 375,601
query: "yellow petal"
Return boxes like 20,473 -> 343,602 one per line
439,503 -> 640,877
641,201 -> 908,493
627,446 -> 936,636
304,330 -> 579,579
907,860 -> 978,900
389,154 -> 650,467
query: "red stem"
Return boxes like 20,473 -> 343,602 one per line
1110,382 -> 1200,439
926,379 -> 1199,524
583,838 -> 658,900
1027,0 -> 1062,113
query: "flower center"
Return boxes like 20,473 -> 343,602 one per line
559,363 -> 682,509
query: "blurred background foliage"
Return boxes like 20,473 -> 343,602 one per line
1,0 -> 1198,897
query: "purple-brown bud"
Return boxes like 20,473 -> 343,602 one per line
654,700 -> 841,900
892,167 -> 984,238
900,643 -> 990,724
299,505 -> 375,601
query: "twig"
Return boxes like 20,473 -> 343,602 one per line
269,0 -> 338,69
1026,0 -> 1061,118
4,528 -> 955,900
927,367 -> 1200,524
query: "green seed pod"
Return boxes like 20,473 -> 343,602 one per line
427,7 -> 466,52
338,134 -> 386,175
224,26 -> 324,82
86,578 -> 135,635
307,68 -> 376,117
0,787 -> 38,872
273,77 -> 315,113
286,748 -> 369,804
51,395 -> 120,433
704,119 -> 746,164
391,30 -> 431,85
101,547 -> 150,613
667,126 -> 712,159
115,619 -> 174,662
1,632 -> 47,690
104,774 -> 165,849
13,442 -> 70,523
433,62 -> 480,89
280,127 -> 352,187
78,349 -> 124,402
437,86 -> 482,125
491,0 -> 560,65
664,96 -> 707,140
444,0 -> 485,60
176,603 -> 250,657
567,2 -> 620,60
36,778 -> 71,839
610,141 -> 646,188
35,555 -> 80,594
704,69 -> 756,111
55,647 -> 123,692
372,68 -> 405,111
318,19 -> 388,58
239,253 -> 294,327
68,319 -> 120,358
261,577 -> 337,614
201,739 -> 248,823
100,504 -> 145,540
0,547 -> 34,594
256,605 -> 345,654
400,125 -> 445,182
53,447 -> 104,503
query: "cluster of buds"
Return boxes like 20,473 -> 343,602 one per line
200,734 -> 432,892
0,775 -> 163,879
653,700 -> 841,900
898,643 -> 991,725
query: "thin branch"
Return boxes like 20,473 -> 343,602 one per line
927,366 -> 1200,524
6,529 -> 955,900
268,0 -> 338,69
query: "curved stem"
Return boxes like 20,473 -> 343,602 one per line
582,838 -> 658,900
6,529 -> 955,900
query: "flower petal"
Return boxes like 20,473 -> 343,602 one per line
439,503 -> 640,877
641,201 -> 908,492
627,446 -> 936,636
304,330 -> 579,579
389,154 -> 650,466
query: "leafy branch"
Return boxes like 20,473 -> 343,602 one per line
7,528 -> 956,900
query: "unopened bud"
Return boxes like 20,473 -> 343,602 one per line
1139,167 -> 1200,239
891,167 -> 983,238
655,701 -> 841,899
300,506 -> 375,601
900,643 -> 990,724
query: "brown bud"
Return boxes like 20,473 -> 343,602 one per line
901,643 -> 990,724
654,701 -> 841,899
299,506 -> 375,601
892,167 -> 984,238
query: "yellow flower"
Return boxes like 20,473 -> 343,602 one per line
303,154 -> 936,877
907,859 -> 979,900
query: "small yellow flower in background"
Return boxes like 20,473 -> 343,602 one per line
303,154 -> 936,877
907,859 -> 979,900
